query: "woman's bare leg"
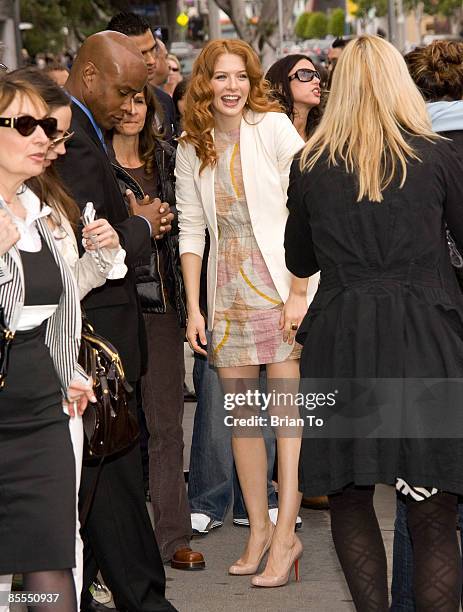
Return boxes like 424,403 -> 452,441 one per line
259,359 -> 303,578
218,365 -> 273,568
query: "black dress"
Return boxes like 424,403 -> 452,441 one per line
0,241 -> 76,573
284,136 -> 463,497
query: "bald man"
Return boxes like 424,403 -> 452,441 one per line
55,32 -> 176,612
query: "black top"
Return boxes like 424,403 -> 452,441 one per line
153,86 -> 176,143
20,240 -> 62,307
55,102 -> 151,381
285,136 -> 463,378
285,135 -> 463,497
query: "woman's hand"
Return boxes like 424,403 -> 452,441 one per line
279,291 -> 308,345
186,311 -> 208,356
0,210 -> 19,256
83,219 -> 120,251
64,378 -> 96,417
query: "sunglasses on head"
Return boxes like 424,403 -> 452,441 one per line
50,130 -> 74,148
288,69 -> 321,83
0,115 -> 58,138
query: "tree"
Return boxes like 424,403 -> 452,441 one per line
328,8 -> 345,37
213,0 -> 298,66
354,0 -> 387,19
295,12 -> 310,39
305,12 -> 328,39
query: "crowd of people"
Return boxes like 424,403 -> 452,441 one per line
1,9 -> 463,612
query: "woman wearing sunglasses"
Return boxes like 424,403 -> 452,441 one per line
163,53 -> 183,98
177,39 -> 319,587
11,67 -> 127,608
0,73 -> 95,612
266,55 -> 323,143
266,55 -> 326,512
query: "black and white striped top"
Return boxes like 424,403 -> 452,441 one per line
0,188 -> 82,398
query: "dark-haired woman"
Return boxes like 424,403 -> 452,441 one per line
265,54 -> 322,141
266,54 -> 327,511
392,40 -> 463,612
108,85 -> 206,570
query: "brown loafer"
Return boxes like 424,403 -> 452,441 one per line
171,547 -> 206,570
301,495 -> 329,510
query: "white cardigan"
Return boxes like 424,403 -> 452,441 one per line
176,110 -> 318,329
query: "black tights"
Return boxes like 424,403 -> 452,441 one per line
328,485 -> 461,612
23,569 -> 76,612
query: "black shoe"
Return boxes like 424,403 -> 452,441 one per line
82,598 -> 119,612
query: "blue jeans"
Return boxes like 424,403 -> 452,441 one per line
391,497 -> 463,611
188,351 -> 278,522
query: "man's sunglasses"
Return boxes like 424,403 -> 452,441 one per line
0,115 -> 57,138
50,130 -> 74,148
288,69 -> 321,83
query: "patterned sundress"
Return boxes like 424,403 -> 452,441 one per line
210,128 -> 301,367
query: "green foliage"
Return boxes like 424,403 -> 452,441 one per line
20,0 -> 127,56
294,12 -> 311,39
354,0 -> 388,19
328,8 -> 345,37
305,12 -> 329,39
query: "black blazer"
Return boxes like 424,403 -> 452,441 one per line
56,102 -> 151,381
154,86 -> 176,142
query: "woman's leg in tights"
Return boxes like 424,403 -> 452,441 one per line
406,492 -> 461,611
328,484 -> 389,612
23,569 -> 76,612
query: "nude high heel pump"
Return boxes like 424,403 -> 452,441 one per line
250,536 -> 303,587
229,528 -> 274,576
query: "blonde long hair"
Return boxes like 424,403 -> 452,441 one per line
300,35 -> 438,202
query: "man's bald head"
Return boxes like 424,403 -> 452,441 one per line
67,31 -> 148,130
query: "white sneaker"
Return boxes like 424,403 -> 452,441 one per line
191,512 -> 223,536
91,581 -> 112,605
233,508 -> 303,530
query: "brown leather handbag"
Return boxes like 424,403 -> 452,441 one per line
78,317 -> 139,461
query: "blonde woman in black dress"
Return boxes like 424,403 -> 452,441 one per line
285,35 -> 463,610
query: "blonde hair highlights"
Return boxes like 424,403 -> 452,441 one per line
301,35 -> 437,202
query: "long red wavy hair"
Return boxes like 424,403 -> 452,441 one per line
180,39 -> 281,172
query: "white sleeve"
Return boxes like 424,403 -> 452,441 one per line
175,141 -> 207,259
273,113 -> 305,197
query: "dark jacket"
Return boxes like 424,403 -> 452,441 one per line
111,140 -> 186,328
153,86 -> 176,143
55,102 -> 151,382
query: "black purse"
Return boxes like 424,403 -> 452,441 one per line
78,317 -> 139,461
0,306 -> 14,389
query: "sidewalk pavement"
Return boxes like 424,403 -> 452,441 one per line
164,483 -> 395,612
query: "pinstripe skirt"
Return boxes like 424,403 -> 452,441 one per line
0,323 -> 75,573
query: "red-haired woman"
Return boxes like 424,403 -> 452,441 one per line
176,39 -> 318,587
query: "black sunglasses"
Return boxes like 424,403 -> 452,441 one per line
0,115 -> 57,138
50,130 -> 74,148
288,69 -> 321,83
